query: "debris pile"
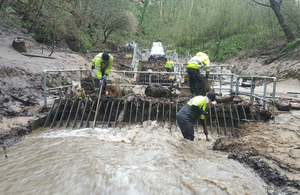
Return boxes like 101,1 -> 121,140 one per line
145,84 -> 171,98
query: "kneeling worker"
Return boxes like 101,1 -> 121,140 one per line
176,93 -> 216,141
91,52 -> 113,96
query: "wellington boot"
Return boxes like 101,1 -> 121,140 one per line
94,88 -> 100,97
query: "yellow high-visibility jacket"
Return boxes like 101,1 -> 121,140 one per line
165,60 -> 176,68
91,53 -> 113,79
187,96 -> 207,119
187,52 -> 210,75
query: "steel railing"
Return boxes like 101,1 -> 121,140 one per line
43,69 -> 90,106
43,67 -> 277,113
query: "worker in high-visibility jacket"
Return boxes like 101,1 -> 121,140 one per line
165,58 -> 176,72
176,93 -> 215,141
91,52 -> 113,96
187,50 -> 211,97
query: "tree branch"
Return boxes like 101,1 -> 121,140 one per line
281,7 -> 300,31
250,0 -> 271,8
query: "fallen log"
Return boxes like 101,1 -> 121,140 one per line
10,95 -> 37,106
21,53 -> 56,59
287,92 -> 300,95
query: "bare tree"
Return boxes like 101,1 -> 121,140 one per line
99,12 -> 130,43
89,0 -> 131,44
249,0 -> 295,42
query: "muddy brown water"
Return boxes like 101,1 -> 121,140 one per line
0,121 -> 267,194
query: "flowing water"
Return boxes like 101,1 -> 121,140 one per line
0,121 -> 267,195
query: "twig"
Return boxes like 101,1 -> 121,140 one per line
291,113 -> 300,119
82,89 -> 89,101
3,146 -> 7,159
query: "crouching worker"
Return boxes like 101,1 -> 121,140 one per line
176,93 -> 216,141
91,52 -> 113,96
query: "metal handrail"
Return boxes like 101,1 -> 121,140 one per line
43,59 -> 277,117
43,69 -> 90,106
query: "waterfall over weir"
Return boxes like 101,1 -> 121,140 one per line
42,95 -> 272,135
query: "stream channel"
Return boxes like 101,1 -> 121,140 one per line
0,121 -> 267,194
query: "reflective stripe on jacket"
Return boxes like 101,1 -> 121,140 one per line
91,53 -> 113,79
165,60 -> 176,68
186,52 -> 210,73
187,96 -> 207,119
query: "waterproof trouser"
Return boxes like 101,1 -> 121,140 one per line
166,68 -> 173,72
176,104 -> 205,141
187,68 -> 204,95
94,77 -> 106,96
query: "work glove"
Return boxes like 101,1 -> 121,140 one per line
91,65 -> 95,70
202,111 -> 208,116
99,80 -> 103,85
103,75 -> 107,80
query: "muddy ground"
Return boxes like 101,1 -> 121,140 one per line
1,23 -> 300,194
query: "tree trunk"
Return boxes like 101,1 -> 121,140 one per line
49,20 -> 56,57
160,0 -> 162,19
27,0 -> 45,33
0,0 -> 5,9
102,34 -> 107,44
270,0 -> 295,42
189,0 -> 193,18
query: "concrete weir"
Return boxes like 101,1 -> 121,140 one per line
41,95 -> 273,135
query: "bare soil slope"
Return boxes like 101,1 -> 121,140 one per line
0,23 -> 131,143
223,41 -> 300,79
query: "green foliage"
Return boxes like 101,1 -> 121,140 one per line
139,0 -> 149,27
129,0 -> 299,60
0,10 -> 5,18
282,69 -> 300,80
4,20 -> 21,29
22,21 -> 32,29
175,46 -> 190,55
2,0 -> 300,57
5,7 -> 16,14
119,98 -> 128,102
74,89 -> 84,100
282,38 -> 300,52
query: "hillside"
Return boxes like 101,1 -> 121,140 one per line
224,41 -> 300,79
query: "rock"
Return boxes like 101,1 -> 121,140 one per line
275,100 -> 291,111
71,81 -> 82,96
145,84 -> 171,98
107,85 -> 122,96
132,85 -> 146,95
12,38 -> 27,53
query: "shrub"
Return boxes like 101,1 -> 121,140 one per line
282,38 -> 300,53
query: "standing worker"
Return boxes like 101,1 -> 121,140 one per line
165,58 -> 176,72
176,93 -> 216,141
187,50 -> 211,97
91,52 -> 113,96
